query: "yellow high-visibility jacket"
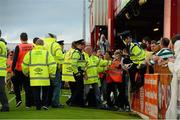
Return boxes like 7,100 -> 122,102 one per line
62,48 -> 76,82
0,40 -> 7,77
43,37 -> 64,65
22,45 -> 57,86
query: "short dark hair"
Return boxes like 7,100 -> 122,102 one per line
140,43 -> 147,49
20,32 -> 28,41
171,34 -> 180,45
33,37 -> 39,44
143,36 -> 151,43
161,38 -> 170,47
120,30 -> 132,39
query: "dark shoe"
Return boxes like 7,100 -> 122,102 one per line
97,104 -> 108,110
108,106 -> 119,111
16,101 -> 22,107
66,101 -> 72,106
1,108 -> 9,112
42,106 -> 48,110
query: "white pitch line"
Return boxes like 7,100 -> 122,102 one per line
0,92 -> 25,107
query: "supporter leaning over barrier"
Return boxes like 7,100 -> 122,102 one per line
150,40 -> 161,55
140,43 -> 154,73
11,33 -> 33,108
119,31 -> 146,92
22,39 -> 57,110
166,34 -> 180,119
0,30 -> 9,112
153,38 -> 174,66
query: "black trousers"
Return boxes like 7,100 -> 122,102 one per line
116,82 -> 128,109
106,82 -> 118,107
68,75 -> 84,106
11,70 -> 33,107
128,64 -> 147,90
66,82 -> 77,105
0,77 -> 9,109
31,86 -> 50,109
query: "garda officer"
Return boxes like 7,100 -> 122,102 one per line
0,33 -> 9,112
12,32 -> 33,108
62,41 -> 77,105
44,33 -> 64,108
71,39 -> 86,106
22,39 -> 57,110
84,46 -> 111,108
120,31 -> 146,92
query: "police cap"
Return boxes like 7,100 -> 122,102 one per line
57,40 -> 64,45
120,30 -> 131,39
74,39 -> 85,45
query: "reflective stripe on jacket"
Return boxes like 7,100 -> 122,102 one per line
129,42 -> 146,65
0,40 -> 7,76
62,48 -> 76,82
71,49 -> 86,74
43,38 -> 64,65
22,46 -> 57,86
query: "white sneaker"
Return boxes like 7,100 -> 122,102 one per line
16,101 -> 22,107
42,106 -> 48,110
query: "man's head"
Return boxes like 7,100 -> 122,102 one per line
140,43 -> 147,50
71,41 -> 76,49
35,39 -> 44,46
75,39 -> 85,50
151,40 -> 160,53
20,32 -> 28,42
96,50 -> 102,56
160,38 -> 170,48
100,34 -> 106,41
33,37 -> 39,44
142,36 -> 151,46
57,40 -> 64,49
113,49 -> 122,60
85,46 -> 93,55
120,31 -> 132,45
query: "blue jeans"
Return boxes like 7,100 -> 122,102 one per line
51,69 -> 61,106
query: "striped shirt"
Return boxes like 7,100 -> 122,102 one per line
156,48 -> 174,60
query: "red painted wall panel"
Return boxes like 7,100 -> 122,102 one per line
177,0 -> 180,33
